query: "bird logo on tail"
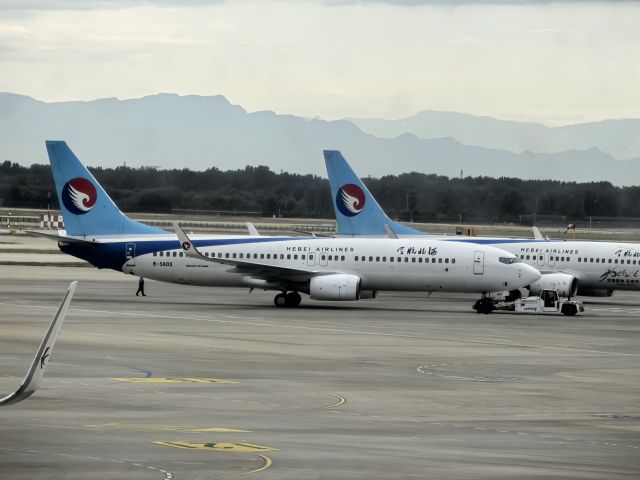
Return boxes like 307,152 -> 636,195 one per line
336,184 -> 366,217
61,178 -> 97,215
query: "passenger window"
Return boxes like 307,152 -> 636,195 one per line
432,258 -> 436,263
376,256 -> 380,262
293,255 -> 298,260
418,258 -> 422,263
287,254 -> 291,260
232,253 -> 237,258
153,252 -> 157,257
172,251 -> 176,257
341,256 -> 345,261
397,257 -> 402,263
321,255 -> 326,260
179,252 -> 184,257
254,253 -> 258,259
614,259 -> 618,264
445,258 -> 449,263
578,257 -> 581,262
369,256 -> 373,261
390,257 -> 394,262
309,254 -> 314,260
520,255 -> 524,259
355,256 -> 359,261
301,255 -> 305,260
404,257 -> 409,263
452,258 -> 456,264
567,257 -> 570,262
411,257 -> 416,263
438,258 -> 442,263
267,254 -> 271,259
260,253 -> 264,259
627,259 -> 631,264
526,255 -> 530,260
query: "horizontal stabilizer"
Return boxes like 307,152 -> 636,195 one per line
27,231 -> 96,245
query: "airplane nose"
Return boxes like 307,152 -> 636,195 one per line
519,263 -> 541,286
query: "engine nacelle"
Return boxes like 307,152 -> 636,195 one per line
577,287 -> 614,297
310,274 -> 361,301
529,273 -> 578,298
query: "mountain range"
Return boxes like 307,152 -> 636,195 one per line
1,92 -> 638,185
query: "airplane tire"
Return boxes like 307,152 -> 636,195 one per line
286,292 -> 302,307
274,293 -> 288,308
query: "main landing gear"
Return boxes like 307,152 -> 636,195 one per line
274,291 -> 302,308
473,293 -> 495,314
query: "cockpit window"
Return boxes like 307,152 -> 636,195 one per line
499,256 -> 520,264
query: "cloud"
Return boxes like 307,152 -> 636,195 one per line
0,0 -> 222,10
326,0 -> 636,4
0,0 -> 638,125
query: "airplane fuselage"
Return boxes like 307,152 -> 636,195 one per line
60,235 -> 535,294
450,239 -> 640,292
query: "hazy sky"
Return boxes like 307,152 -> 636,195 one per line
0,0 -> 638,124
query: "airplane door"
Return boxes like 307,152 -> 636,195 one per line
125,243 -> 136,267
319,253 -> 329,267
473,250 -> 485,275
549,254 -> 555,267
537,253 -> 545,267
307,253 -> 316,267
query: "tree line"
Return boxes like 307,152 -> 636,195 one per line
2,160 -> 639,223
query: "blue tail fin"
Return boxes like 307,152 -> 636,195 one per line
323,150 -> 424,236
46,141 -> 165,237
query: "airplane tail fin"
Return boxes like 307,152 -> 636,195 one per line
323,150 -> 424,236
46,141 -> 165,237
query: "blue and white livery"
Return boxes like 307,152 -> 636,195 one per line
324,150 -> 640,297
42,141 -> 539,309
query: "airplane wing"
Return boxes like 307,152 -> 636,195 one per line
0,281 -> 77,407
174,223 -> 320,282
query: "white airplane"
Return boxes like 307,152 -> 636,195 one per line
41,141 -> 539,308
1,282 -> 77,407
324,150 -> 640,303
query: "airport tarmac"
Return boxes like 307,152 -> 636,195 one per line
1,265 -> 639,479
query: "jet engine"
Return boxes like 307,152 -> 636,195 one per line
577,287 -> 614,297
310,274 -> 361,301
529,272 -> 578,298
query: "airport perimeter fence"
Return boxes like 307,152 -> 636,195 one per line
517,214 -> 640,230
144,219 -> 337,234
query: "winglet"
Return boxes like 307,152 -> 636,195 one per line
174,223 -> 208,262
0,281 -> 77,407
532,226 -> 544,240
246,222 -> 260,236
383,224 -> 398,239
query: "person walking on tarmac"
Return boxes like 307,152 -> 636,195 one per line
136,277 -> 146,296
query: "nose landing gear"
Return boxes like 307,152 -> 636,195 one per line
473,293 -> 495,314
274,291 -> 302,308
